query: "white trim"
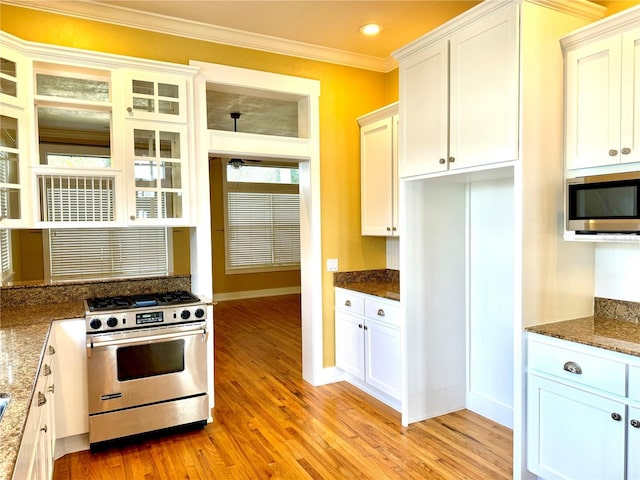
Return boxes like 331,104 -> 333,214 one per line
3,0 -> 394,72
54,433 -> 89,460
191,61 -> 324,387
213,286 -> 301,302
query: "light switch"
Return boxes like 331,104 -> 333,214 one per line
327,258 -> 338,272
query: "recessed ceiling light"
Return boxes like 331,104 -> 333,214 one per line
359,23 -> 383,36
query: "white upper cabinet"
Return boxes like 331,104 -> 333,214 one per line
0,106 -> 31,227
396,4 -> 518,178
563,9 -> 640,173
399,43 -> 449,178
0,41 -> 30,108
358,103 -> 399,236
118,71 -> 189,124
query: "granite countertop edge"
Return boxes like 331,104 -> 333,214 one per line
0,301 -> 85,480
334,269 -> 400,302
525,316 -> 640,358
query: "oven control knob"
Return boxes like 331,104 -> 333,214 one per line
180,310 -> 191,320
195,308 -> 205,319
106,317 -> 118,328
89,318 -> 102,330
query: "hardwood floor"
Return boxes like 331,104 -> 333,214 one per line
53,294 -> 512,479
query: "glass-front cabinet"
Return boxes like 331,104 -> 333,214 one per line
0,107 -> 29,227
119,71 -> 188,124
127,123 -> 188,224
0,31 -> 196,227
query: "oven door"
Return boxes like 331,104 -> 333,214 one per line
86,322 -> 208,415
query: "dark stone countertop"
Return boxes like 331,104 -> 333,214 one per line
0,302 -> 85,480
334,269 -> 400,301
526,316 -> 640,357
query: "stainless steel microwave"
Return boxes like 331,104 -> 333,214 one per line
566,171 -> 640,234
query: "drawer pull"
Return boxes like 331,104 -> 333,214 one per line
48,384 -> 55,394
43,364 -> 52,376
48,345 -> 56,355
631,419 -> 640,429
377,309 -> 385,317
345,300 -> 351,307
563,361 -> 582,375
611,412 -> 622,422
41,425 -> 48,433
38,392 -> 46,407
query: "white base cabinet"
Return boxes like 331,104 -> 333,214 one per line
334,288 -> 401,406
527,333 -> 640,480
13,337 -> 56,480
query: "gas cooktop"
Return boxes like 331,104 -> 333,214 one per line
86,290 -> 201,312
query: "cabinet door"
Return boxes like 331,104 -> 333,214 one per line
0,44 -> 30,108
527,374 -> 625,480
0,105 -> 30,227
335,311 -> 365,381
449,5 -> 518,171
361,116 -> 394,236
620,27 -> 640,166
399,42 -> 449,178
364,319 -> 401,400
126,121 -> 190,224
565,36 -> 622,170
629,405 -> 640,480
119,71 -> 188,123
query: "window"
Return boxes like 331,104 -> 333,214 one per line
224,163 -> 300,273
46,227 -> 168,281
0,228 -> 12,284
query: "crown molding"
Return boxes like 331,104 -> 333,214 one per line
2,0 -> 396,72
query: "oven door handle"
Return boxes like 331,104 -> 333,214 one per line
87,327 -> 207,356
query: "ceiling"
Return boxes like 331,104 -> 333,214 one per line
93,1 -> 480,58
4,1 -> 628,71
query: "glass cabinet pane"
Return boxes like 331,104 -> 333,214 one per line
134,129 -> 156,157
161,162 -> 181,189
162,192 -> 182,218
0,115 -> 18,150
0,188 -> 20,219
0,153 -> 19,184
136,191 -> 158,219
0,57 -> 17,98
159,131 -> 180,158
134,160 -> 157,188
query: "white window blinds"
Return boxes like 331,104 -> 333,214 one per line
224,164 -> 300,273
38,174 -> 115,222
48,227 -> 168,281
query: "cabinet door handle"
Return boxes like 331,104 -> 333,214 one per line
611,412 -> 622,422
439,158 -> 446,164
609,149 -> 619,156
377,309 -> 385,317
448,156 -> 455,163
48,345 -> 56,355
127,106 -> 133,113
563,361 -> 582,375
344,300 -> 351,307
386,227 -> 391,231
38,392 -> 47,407
48,384 -> 55,394
631,419 -> 640,428
392,227 -> 397,231
43,364 -> 52,376
358,324 -> 363,329
622,147 -> 631,155
41,425 -> 48,433
363,325 -> 368,331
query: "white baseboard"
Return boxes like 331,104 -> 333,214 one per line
213,286 -> 301,302
466,392 -> 514,429
54,433 -> 89,459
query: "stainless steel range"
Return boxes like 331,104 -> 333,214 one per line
85,290 -> 210,449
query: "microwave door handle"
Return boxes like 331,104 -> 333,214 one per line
88,327 -> 206,350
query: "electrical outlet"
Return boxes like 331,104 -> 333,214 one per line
326,258 -> 338,272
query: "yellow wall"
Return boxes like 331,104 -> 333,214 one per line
595,0 -> 640,14
1,4 -> 389,366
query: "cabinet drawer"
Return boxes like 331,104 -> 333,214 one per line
528,339 -> 626,396
335,289 -> 365,316
365,298 -> 400,327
